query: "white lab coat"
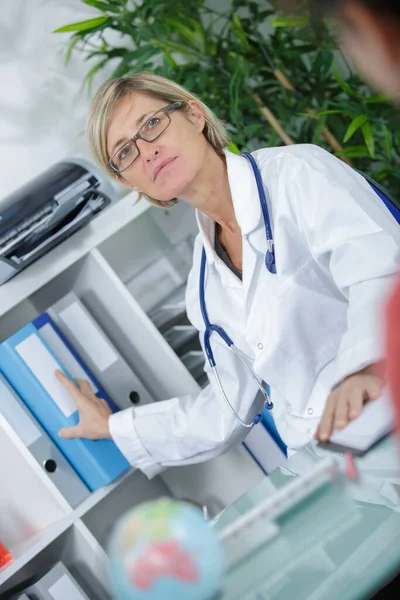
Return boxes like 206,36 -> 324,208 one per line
109,144 -> 400,478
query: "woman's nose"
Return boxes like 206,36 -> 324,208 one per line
136,138 -> 159,161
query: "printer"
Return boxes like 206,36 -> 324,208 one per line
0,157 -> 116,285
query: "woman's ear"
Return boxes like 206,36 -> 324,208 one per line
186,100 -> 205,132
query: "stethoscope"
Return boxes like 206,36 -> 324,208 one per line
200,152 -> 276,429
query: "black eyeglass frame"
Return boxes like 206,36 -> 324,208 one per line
107,101 -> 185,174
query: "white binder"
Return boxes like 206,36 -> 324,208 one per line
25,562 -> 92,600
0,374 -> 90,508
48,292 -> 154,410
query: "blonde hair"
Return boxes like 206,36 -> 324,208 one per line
86,72 -> 230,208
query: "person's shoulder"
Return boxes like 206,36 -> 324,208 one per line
252,143 -> 338,175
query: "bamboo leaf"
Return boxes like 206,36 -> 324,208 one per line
111,45 -> 161,78
312,115 -> 327,145
232,13 -> 251,51
333,62 -> 358,98
64,34 -> 81,65
243,123 -> 264,137
164,51 -> 177,68
53,16 -> 108,33
381,123 -> 393,159
165,19 -> 203,50
298,112 -> 315,119
227,140 -> 240,154
371,168 -> 392,182
270,16 -> 309,28
343,114 -> 368,143
314,109 -> 344,117
280,43 -> 316,57
311,51 -> 333,78
335,145 -> 372,159
81,0 -> 121,12
362,120 -> 375,157
366,94 -> 390,104
85,58 -> 108,93
150,38 -> 202,60
186,17 -> 207,41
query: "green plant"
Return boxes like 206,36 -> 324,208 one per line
54,0 -> 400,196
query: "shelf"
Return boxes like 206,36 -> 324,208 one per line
0,514 -> 75,588
181,349 -> 206,384
97,205 -> 197,315
181,349 -> 205,372
0,188 -> 270,599
0,192 -> 148,319
74,468 -> 136,519
81,470 -> 170,549
85,249 -> 200,400
0,469 -> 167,594
3,247 -> 199,401
0,420 -> 70,557
1,521 -> 110,599
164,324 -> 198,350
148,284 -> 187,330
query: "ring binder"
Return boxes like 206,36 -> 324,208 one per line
0,324 -> 130,491
0,374 -> 90,507
48,292 -> 155,410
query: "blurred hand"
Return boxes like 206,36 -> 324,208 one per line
315,365 -> 383,442
56,370 -> 112,440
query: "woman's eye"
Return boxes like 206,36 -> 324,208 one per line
146,117 -> 161,130
119,144 -> 132,161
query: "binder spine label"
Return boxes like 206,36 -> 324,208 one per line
59,302 -> 118,371
15,334 -> 77,418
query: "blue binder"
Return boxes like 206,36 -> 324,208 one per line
33,313 -> 119,413
0,323 -> 130,491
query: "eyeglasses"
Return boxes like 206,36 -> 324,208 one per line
107,101 -> 185,174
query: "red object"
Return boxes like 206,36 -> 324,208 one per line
344,452 -> 358,481
385,274 -> 400,436
0,540 -> 12,568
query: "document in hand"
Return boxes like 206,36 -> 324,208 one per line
321,389 -> 395,456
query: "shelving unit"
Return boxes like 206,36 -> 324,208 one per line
0,192 -> 265,597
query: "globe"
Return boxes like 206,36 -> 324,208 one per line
108,498 -> 224,600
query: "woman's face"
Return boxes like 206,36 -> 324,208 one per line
106,92 -> 208,202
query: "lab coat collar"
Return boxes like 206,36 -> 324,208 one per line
196,150 -> 262,265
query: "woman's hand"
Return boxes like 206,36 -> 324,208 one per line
315,365 -> 383,442
56,370 -> 112,440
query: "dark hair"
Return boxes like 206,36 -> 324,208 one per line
314,0 -> 400,19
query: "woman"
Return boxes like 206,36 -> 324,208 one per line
56,72 -> 400,478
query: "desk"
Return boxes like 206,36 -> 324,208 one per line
215,437 -> 400,600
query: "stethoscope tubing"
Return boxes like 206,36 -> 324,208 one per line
199,153 -> 274,427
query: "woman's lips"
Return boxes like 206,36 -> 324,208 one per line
153,157 -> 176,181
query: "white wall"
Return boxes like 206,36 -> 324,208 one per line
0,0 -> 115,203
